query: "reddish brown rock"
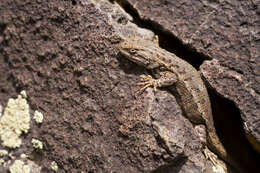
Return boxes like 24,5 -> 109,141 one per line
0,0 -> 258,172
0,0 -> 210,172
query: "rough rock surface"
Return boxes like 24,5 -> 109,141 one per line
0,0 -> 259,172
0,0 -> 211,172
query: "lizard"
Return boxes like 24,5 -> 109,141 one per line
118,36 -> 228,165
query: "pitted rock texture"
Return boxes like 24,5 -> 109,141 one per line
0,0 -> 127,172
0,0 -> 258,172
91,0 -> 155,40
0,0 -> 221,172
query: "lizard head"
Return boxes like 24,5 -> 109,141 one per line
118,36 -> 161,69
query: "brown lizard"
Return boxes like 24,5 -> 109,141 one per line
118,36 -> 227,165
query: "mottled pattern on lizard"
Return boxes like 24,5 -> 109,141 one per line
118,36 -> 227,163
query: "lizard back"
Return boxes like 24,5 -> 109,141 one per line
158,49 -> 212,125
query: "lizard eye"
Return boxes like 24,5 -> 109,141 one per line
130,49 -> 136,54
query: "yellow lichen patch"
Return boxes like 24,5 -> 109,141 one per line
32,138 -> 43,150
0,150 -> 8,166
50,161 -> 58,172
0,158 -> 4,165
33,110 -> 43,124
0,92 -> 30,148
9,160 -> 30,173
20,154 -> 28,159
20,90 -> 27,98
0,149 -> 8,157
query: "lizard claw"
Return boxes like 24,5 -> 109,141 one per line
136,84 -> 152,95
136,75 -> 158,94
203,147 -> 218,166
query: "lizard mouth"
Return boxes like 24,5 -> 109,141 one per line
118,48 -> 131,58
119,49 -> 149,67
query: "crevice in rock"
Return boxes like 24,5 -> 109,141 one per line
151,158 -> 186,173
114,0 -> 210,70
208,88 -> 260,172
113,0 -> 260,172
0,23 -> 7,35
71,0 -> 77,6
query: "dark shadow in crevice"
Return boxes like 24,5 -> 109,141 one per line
115,0 -> 210,70
151,158 -> 187,173
0,23 -> 7,35
208,87 -> 260,173
71,0 -> 77,6
0,23 -> 8,48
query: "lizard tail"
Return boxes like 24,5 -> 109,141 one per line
207,130 -> 227,162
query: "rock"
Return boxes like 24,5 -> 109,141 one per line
0,0 -> 258,172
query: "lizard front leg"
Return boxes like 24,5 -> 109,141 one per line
136,71 -> 177,94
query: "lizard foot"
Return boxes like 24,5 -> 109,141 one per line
203,147 -> 227,172
136,75 -> 158,94
203,147 -> 218,166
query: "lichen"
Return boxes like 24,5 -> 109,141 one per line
0,149 -> 8,157
33,110 -> 43,124
50,161 -> 58,172
20,90 -> 27,98
32,138 -> 43,150
20,154 -> 28,159
9,160 -> 30,173
0,158 -> 4,165
0,92 -> 30,148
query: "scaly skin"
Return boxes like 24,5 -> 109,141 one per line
118,36 -> 227,163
